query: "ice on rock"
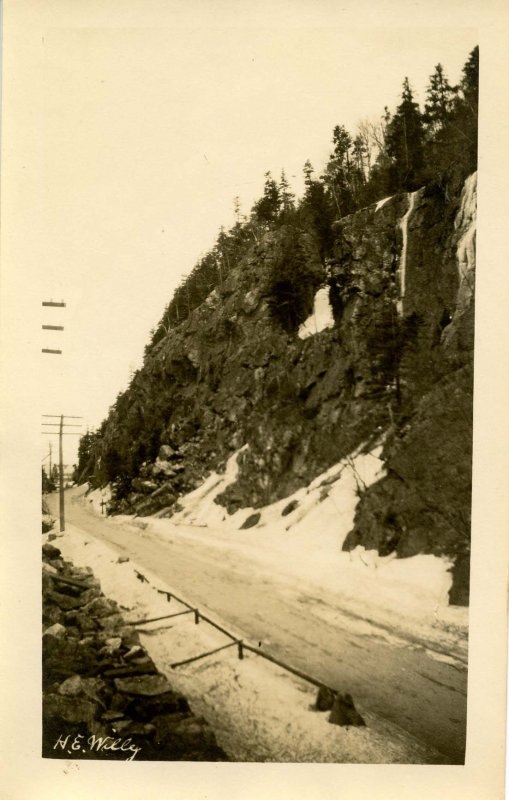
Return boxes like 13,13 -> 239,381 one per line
298,287 -> 335,339
454,172 -> 477,315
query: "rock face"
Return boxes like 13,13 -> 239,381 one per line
92,173 -> 475,604
42,545 -> 228,761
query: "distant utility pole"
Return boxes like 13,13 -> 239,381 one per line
41,414 -> 83,532
42,300 -> 65,354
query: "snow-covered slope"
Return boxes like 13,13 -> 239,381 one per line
86,440 -> 467,654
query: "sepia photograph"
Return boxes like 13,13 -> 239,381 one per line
2,2 -> 509,799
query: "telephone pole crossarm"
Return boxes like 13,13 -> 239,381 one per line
41,431 -> 83,435
42,414 -> 83,419
42,423 -> 83,428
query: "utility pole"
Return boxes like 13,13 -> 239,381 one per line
59,415 -> 65,530
41,414 -> 83,532
42,300 -> 65,354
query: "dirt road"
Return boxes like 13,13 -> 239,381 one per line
48,491 -> 467,763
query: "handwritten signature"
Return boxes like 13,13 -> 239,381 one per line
53,733 -> 141,761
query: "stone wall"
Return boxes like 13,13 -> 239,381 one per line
42,542 -> 228,760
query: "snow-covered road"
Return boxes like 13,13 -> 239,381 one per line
47,488 -> 467,763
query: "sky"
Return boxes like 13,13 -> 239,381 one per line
3,13 -> 478,463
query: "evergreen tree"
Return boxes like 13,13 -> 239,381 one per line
278,170 -> 295,218
422,64 -> 458,181
423,46 -> 478,181
233,195 -> 242,223
265,223 -> 323,333
303,159 -> 314,186
456,45 -> 479,174
42,467 -> 55,493
350,134 -> 369,204
385,78 -> 425,192
460,45 -> 479,118
423,64 -> 457,134
322,124 -> 356,217
252,171 -> 281,224
299,161 -> 334,260
51,464 -> 59,485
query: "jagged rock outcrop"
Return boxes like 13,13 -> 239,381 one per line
92,172 -> 475,604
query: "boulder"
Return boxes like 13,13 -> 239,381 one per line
242,289 -> 260,313
98,613 -> 125,631
58,676 -> 107,706
239,512 -> 261,530
158,444 -> 177,460
43,623 -> 66,638
126,691 -> 190,721
83,596 -> 119,618
47,590 -> 88,611
99,636 -> 122,656
153,714 -> 224,760
71,612 -> 99,634
151,459 -> 176,479
43,694 -> 99,725
114,674 -> 173,697
124,645 -> 144,661
131,478 -> 158,494
43,606 -> 64,628
281,499 -> 299,517
101,710 -> 126,722
112,720 -> 156,737
42,543 -> 61,560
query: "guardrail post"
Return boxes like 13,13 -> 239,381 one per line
237,641 -> 244,660
194,609 -> 200,625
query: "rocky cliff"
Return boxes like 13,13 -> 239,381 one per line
92,172 -> 475,605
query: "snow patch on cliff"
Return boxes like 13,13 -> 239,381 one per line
170,443 -> 383,540
170,446 -> 247,527
298,286 -> 335,339
375,196 -> 392,212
